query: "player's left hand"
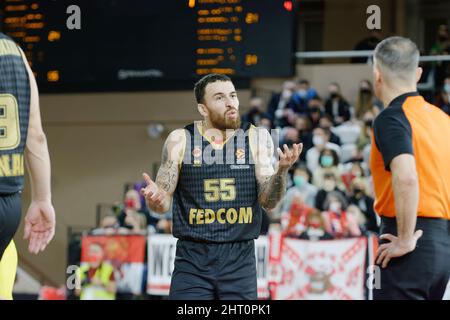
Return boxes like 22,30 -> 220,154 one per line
277,143 -> 303,171
375,230 -> 423,268
23,200 -> 56,254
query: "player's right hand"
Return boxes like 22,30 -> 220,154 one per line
141,173 -> 167,210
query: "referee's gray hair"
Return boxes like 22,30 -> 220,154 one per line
373,36 -> 419,84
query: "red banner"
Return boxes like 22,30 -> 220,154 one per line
80,235 -> 146,294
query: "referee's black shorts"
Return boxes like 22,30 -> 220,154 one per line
373,216 -> 450,300
169,239 -> 257,300
0,192 -> 22,261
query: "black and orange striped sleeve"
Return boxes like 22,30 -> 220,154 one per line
373,97 -> 414,171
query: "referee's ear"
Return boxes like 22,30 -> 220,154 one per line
416,67 -> 423,84
373,66 -> 382,85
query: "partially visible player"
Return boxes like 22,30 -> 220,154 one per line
0,32 -> 55,299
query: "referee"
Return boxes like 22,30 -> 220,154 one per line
370,36 -> 450,300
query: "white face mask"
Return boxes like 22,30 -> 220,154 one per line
329,202 -> 341,213
297,89 -> 307,98
313,135 -> 325,147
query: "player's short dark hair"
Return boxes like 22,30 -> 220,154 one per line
194,73 -> 232,103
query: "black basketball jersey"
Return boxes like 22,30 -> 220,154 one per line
0,33 -> 31,193
172,121 -> 263,242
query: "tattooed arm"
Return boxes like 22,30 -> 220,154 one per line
141,129 -> 186,213
253,128 -> 303,210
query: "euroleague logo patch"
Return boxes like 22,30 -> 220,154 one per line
192,146 -> 202,158
235,148 -> 245,160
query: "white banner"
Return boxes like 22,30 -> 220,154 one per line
146,234 -> 177,295
146,234 -> 269,298
269,234 -> 367,300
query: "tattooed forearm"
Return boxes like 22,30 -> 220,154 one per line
258,168 -> 288,209
149,133 -> 181,213
155,160 -> 178,193
155,139 -> 179,194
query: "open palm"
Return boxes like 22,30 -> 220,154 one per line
24,200 -> 56,254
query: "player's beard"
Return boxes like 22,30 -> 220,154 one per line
209,108 -> 241,130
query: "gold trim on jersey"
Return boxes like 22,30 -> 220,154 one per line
0,39 -> 21,57
248,124 -> 257,162
178,129 -> 187,170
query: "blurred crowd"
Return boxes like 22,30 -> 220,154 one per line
241,32 -> 449,239
242,77 -> 382,240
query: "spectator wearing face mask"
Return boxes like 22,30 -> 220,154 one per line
298,209 -> 334,241
280,166 -> 317,213
267,80 -> 299,128
292,79 -> 318,114
341,161 -> 368,192
118,189 -> 151,230
314,173 -> 347,211
306,127 -> 341,173
307,96 -> 324,129
355,80 -> 382,119
435,76 -> 450,116
324,82 -> 351,125
348,178 -> 379,234
313,149 -> 343,189
322,192 -> 361,239
318,115 -> 342,146
280,126 -> 300,148
295,116 -> 313,161
241,97 -> 269,127
356,112 -> 374,159
280,192 -> 315,238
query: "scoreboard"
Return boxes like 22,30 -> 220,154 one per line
1,0 -> 295,92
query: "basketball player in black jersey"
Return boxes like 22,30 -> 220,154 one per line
141,74 -> 302,299
0,32 -> 55,299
